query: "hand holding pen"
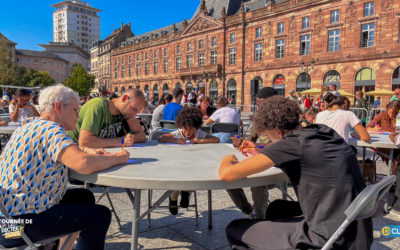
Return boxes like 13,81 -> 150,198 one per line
238,140 -> 264,157
121,127 -> 135,147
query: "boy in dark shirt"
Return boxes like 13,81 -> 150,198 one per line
219,96 -> 372,250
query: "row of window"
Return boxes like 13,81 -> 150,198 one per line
17,57 -> 66,67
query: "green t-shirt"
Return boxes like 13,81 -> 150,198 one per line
68,98 -> 126,142
390,95 -> 399,102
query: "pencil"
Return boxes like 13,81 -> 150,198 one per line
230,136 -> 241,139
121,138 -> 124,151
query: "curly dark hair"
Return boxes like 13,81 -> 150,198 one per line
253,96 -> 301,133
175,106 -> 203,129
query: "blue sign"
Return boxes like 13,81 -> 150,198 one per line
381,226 -> 400,237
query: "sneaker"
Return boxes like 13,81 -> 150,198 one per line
180,191 -> 191,208
169,197 -> 178,215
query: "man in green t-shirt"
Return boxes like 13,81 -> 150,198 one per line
68,88 -> 146,148
228,87 -> 276,219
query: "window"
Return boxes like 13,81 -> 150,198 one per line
211,51 -> 217,65
300,35 -> 310,55
328,29 -> 340,52
330,10 -> 340,24
129,65 -> 132,77
212,37 -> 217,47
129,56 -> 132,64
230,33 -> 236,43
176,57 -> 181,71
177,45 -> 181,54
276,39 -> 285,58
121,57 -> 125,65
302,16 -> 310,29
364,2 -> 374,17
277,22 -> 284,34
198,53 -> 204,66
34,59 -> 38,64
145,63 -> 149,75
154,62 -> 158,74
361,23 -> 375,47
25,58 -> 30,63
154,50 -> 158,58
229,48 -> 236,65
115,59 -> 118,66
254,43 -> 262,62
121,66 -> 125,77
164,48 -> 168,57
137,54 -> 140,61
114,67 -> 118,78
186,55 -> 192,68
164,59 -> 168,73
199,40 -> 204,49
256,27 -> 262,38
187,43 -> 192,51
136,64 -> 140,76
145,53 -> 148,60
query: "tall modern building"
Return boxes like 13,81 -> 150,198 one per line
51,0 -> 101,52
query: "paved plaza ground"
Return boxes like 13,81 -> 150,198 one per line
82,147 -> 400,250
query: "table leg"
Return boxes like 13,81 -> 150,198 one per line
388,149 -> 394,176
362,147 -> 366,177
127,189 -> 141,250
281,182 -> 288,200
208,190 -> 212,229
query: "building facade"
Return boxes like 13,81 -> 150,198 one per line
0,33 -> 17,65
111,0 -> 400,106
52,0 -> 101,52
90,23 -> 134,92
15,49 -> 69,83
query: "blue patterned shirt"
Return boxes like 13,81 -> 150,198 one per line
0,118 -> 75,216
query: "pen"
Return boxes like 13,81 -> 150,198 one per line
121,138 -> 124,151
230,136 -> 242,139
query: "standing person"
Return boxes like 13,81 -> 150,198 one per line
196,89 -> 204,105
163,88 -> 184,121
0,84 -> 129,249
287,90 -> 297,102
229,87 -> 277,219
220,96 -> 373,250
373,96 -> 381,109
302,95 -> 311,109
9,89 -> 40,122
354,91 -> 367,124
391,89 -> 400,102
329,84 -> 340,96
188,88 -> 197,106
316,93 -> 370,143
205,96 -> 242,143
151,93 -> 173,131
68,88 -> 147,148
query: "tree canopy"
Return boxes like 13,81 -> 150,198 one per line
64,64 -> 95,96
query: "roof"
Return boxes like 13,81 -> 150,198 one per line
16,49 -> 68,62
0,33 -> 17,45
51,0 -> 102,13
126,21 -> 185,45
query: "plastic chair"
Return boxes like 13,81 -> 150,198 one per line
160,120 -> 177,130
146,130 -> 199,228
210,122 -> 240,134
321,176 -> 396,250
0,195 -> 74,250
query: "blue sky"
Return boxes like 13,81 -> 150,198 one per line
0,0 -> 199,50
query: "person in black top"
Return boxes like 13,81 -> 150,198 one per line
219,96 -> 372,250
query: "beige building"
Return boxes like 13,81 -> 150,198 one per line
0,33 -> 17,65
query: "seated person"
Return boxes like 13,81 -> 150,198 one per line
205,96 -> 242,143
151,93 -> 173,131
367,100 -> 400,132
220,96 -> 372,250
300,106 -> 318,127
158,107 -> 219,214
198,96 -> 216,119
9,89 -> 40,122
163,88 -> 184,121
0,84 -> 129,249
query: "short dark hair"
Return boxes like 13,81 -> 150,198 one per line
216,96 -> 228,106
256,87 -> 278,99
305,106 -> 319,116
159,93 -> 173,105
125,88 -> 145,100
15,89 -> 30,97
324,92 -> 344,108
253,96 -> 301,132
172,88 -> 184,98
175,106 -> 203,129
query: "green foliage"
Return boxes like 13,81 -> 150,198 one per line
22,69 -> 55,87
64,64 -> 95,96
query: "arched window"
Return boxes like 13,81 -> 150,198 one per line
209,80 -> 218,103
227,79 -> 237,105
114,87 -> 118,95
185,81 -> 193,95
144,85 -> 149,98
251,76 -> 263,104
128,85 -> 133,89
163,83 -> 169,94
153,84 -> 159,102
176,82 -> 181,89
273,74 -> 285,96
121,86 -> 126,95
296,72 -> 311,92
355,67 -> 375,105
323,70 -> 341,89
198,81 -> 205,96
392,66 -> 400,90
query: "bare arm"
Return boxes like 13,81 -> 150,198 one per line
10,105 -> 19,122
126,116 -> 146,143
158,134 -> 186,144
57,145 -> 129,174
354,123 -> 371,143
219,153 -> 274,182
204,118 -> 214,125
79,129 -> 125,148
192,135 -> 220,144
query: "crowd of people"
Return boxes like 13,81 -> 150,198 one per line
0,83 -> 399,249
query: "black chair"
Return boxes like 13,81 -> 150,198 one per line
160,120 -> 177,130
210,122 -> 240,134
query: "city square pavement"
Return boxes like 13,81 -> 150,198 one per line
86,147 -> 400,250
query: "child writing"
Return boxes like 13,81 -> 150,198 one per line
158,107 -> 219,214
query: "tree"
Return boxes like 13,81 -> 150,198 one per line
64,64 -> 95,96
22,69 -> 55,87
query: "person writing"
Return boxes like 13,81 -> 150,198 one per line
198,96 -> 216,119
9,89 -> 40,122
0,84 -> 129,249
220,96 -> 372,249
367,100 -> 400,132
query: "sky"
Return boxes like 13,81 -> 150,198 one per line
0,0 -> 199,50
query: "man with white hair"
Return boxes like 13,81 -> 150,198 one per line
0,84 -> 129,249
68,88 -> 146,148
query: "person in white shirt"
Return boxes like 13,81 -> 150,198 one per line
316,92 -> 370,143
205,96 -> 242,143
